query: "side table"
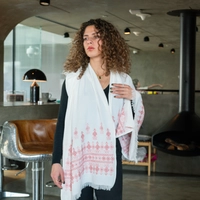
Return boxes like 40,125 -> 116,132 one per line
122,141 -> 156,176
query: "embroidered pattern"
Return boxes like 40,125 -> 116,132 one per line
64,140 -> 115,191
136,104 -> 145,131
93,129 -> 98,140
100,123 -> 104,134
116,108 -> 125,136
119,133 -> 131,155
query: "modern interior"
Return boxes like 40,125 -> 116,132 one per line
0,0 -> 200,199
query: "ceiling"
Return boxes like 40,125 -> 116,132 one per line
2,0 -> 200,53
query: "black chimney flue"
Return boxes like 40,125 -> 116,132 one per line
152,9 -> 200,156
179,10 -> 196,112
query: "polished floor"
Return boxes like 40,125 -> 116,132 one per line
1,169 -> 200,200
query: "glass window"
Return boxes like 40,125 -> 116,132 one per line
4,24 -> 71,102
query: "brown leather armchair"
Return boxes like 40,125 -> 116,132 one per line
0,119 -> 57,200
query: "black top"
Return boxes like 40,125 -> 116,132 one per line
52,81 -> 109,164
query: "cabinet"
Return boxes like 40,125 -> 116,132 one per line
122,141 -> 156,176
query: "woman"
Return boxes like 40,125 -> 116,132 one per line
51,18 -> 144,200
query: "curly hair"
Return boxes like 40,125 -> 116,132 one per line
64,18 -> 131,78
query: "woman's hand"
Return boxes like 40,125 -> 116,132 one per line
51,163 -> 65,189
110,83 -> 134,100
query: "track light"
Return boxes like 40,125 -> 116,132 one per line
64,32 -> 69,38
171,48 -> 175,54
144,36 -> 149,42
124,28 -> 131,35
40,0 -> 50,6
158,43 -> 164,48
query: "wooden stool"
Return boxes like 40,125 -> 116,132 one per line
122,141 -> 156,176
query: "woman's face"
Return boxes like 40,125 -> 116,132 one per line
83,25 -> 102,59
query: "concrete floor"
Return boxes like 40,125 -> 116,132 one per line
1,169 -> 200,200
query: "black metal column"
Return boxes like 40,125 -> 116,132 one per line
179,11 -> 196,112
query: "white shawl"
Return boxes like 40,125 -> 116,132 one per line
61,64 -> 144,200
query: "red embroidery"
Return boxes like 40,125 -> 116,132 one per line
93,129 -> 97,140
74,128 -> 78,138
112,116 -> 115,123
87,142 -> 91,150
106,129 -> 111,140
64,141 -> 115,190
86,123 -> 90,134
100,123 -> 104,134
137,105 -> 144,130
119,133 -> 131,155
95,142 -> 100,151
81,131 -> 84,142
116,108 -> 125,136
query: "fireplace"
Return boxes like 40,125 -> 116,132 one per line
152,9 -> 200,156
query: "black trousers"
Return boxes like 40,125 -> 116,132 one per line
77,139 -> 122,200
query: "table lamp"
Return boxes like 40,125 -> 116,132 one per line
23,69 -> 47,103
